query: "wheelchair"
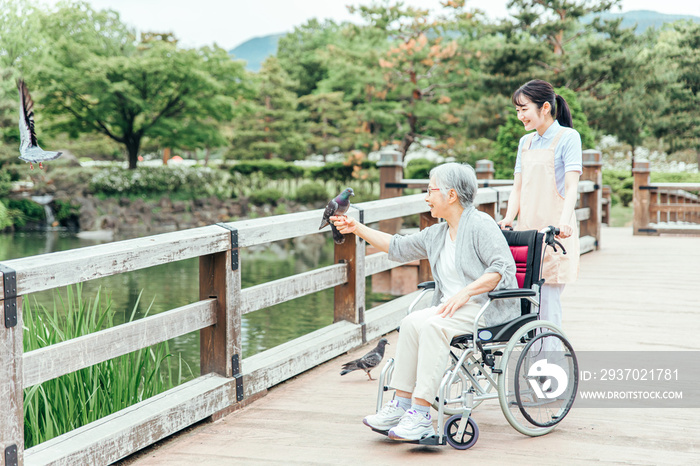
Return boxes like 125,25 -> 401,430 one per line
373,226 -> 579,449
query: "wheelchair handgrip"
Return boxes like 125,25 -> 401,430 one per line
487,289 -> 537,299
417,281 -> 436,290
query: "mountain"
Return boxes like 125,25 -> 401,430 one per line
229,10 -> 700,72
229,33 -> 286,72
586,9 -> 700,33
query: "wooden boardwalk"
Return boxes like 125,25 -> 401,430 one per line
121,227 -> 700,465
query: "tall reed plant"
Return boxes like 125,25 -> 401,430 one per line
22,285 -> 190,448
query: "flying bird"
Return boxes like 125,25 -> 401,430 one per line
340,338 -> 389,381
319,187 -> 354,244
17,79 -> 62,170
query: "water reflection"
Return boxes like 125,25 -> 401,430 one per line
0,230 -> 346,376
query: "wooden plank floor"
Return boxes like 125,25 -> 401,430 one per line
120,228 -> 700,465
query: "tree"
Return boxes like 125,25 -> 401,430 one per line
298,92 -> 355,160
649,22 -> 700,167
31,2 -> 246,168
319,1 -> 476,158
229,57 -> 306,161
276,19 -> 342,97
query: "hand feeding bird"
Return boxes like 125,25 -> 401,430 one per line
340,338 -> 388,381
319,187 -> 354,244
17,79 -> 62,170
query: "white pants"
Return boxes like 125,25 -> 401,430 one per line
539,283 -> 565,352
391,301 -> 482,402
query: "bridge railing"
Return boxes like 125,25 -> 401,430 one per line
632,160 -> 700,235
0,193 -> 447,465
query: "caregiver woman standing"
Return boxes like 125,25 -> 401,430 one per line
498,79 -> 582,346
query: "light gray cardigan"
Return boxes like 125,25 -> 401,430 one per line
388,206 -> 519,327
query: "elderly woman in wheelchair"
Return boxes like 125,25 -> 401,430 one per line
331,162 -> 578,449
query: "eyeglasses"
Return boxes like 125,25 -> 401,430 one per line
425,187 -> 441,195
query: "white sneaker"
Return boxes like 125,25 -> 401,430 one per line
388,410 -> 436,441
363,400 -> 405,431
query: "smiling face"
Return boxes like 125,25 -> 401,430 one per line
425,178 -> 451,219
515,96 -> 552,133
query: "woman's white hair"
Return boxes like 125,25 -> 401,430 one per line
429,163 -> 478,209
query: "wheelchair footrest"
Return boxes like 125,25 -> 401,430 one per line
417,435 -> 447,446
370,428 -> 446,446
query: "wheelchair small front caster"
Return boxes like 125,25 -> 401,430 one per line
444,414 -> 479,450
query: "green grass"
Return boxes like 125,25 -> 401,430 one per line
22,285 -> 190,448
609,204 -> 633,228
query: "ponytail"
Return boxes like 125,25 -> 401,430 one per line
554,94 -> 573,128
513,80 -> 574,128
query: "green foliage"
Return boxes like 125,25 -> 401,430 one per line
492,113 -> 528,179
405,158 -> 438,180
53,199 -> 80,222
602,169 -> 633,206
0,200 -> 13,230
89,166 -> 232,199
20,2 -> 248,169
228,57 -> 306,161
249,188 -> 283,206
0,169 -> 11,197
8,199 -> 44,225
229,159 -> 304,179
22,285 -> 186,448
650,171 -> 700,183
294,183 -> 328,204
555,87 -> 595,149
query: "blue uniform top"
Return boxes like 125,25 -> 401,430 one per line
515,121 -> 583,197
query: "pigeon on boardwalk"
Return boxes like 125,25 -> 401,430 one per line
17,79 -> 62,170
319,187 -> 354,244
340,338 -> 388,381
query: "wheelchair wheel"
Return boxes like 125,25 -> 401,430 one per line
497,320 -> 577,437
514,331 -> 578,428
444,414 -> 479,450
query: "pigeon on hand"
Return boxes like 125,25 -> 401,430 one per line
319,187 -> 355,244
17,79 -> 62,170
340,338 -> 389,381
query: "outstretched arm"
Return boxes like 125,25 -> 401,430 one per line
330,215 -> 392,253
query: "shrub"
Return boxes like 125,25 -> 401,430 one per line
90,166 -> 232,199
8,199 -> 45,226
249,188 -> 283,206
405,158 -> 438,180
0,170 -> 11,197
0,200 -> 13,230
229,159 -> 305,179
294,183 -> 328,204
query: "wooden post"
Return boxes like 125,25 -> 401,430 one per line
633,160 -> 654,235
475,159 -> 494,181
419,212 -> 438,283
377,148 -> 404,235
602,185 -> 611,226
200,234 -> 241,381
660,191 -> 668,223
374,149 -> 404,296
0,265 -> 24,466
334,232 -> 366,340
581,150 -> 602,249
678,192 -> 686,223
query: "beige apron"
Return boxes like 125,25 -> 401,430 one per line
516,129 -> 579,284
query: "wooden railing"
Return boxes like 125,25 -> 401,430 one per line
378,150 -> 604,249
632,160 -> 700,235
0,195 -> 440,466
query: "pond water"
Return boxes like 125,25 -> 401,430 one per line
0,230 -> 387,378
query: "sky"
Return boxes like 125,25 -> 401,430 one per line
42,0 -> 700,51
